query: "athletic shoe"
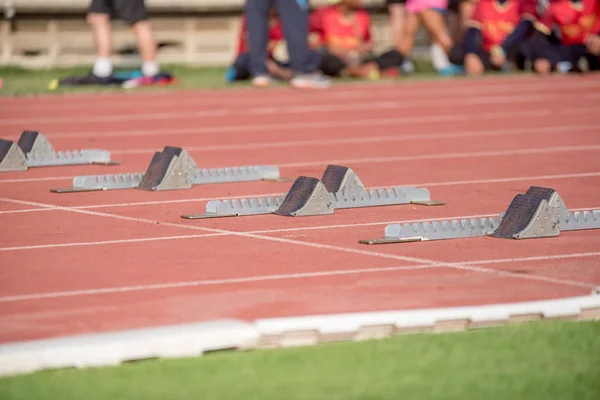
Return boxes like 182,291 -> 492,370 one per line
290,73 -> 331,89
438,64 -> 465,76
556,62 -> 572,74
225,66 -> 237,83
252,75 -> 272,88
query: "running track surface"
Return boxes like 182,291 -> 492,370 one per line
1,74 -> 599,344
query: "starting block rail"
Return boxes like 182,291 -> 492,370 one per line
181,165 -> 444,219
0,131 -> 120,172
360,186 -> 600,245
51,146 -> 286,193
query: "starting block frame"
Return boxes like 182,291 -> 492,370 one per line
181,165 -> 444,219
0,131 -> 120,172
50,146 -> 287,193
360,186 -> 600,245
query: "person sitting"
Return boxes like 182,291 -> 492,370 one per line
400,0 -> 461,74
450,0 -> 540,75
225,7 -> 294,85
531,0 -> 600,74
87,0 -> 159,79
311,0 -> 405,79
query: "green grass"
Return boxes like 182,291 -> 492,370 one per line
0,60 -> 447,97
1,321 -> 599,400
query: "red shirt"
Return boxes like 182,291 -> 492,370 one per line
537,0 -> 600,45
468,0 -> 539,51
310,5 -> 372,51
236,16 -> 284,56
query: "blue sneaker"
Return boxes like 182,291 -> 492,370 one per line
438,64 -> 465,76
225,66 -> 237,83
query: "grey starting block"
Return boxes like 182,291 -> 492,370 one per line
360,186 -> 600,245
0,131 -> 120,172
51,146 -> 285,193
181,164 -> 444,219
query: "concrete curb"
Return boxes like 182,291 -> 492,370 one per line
1,294 -> 599,377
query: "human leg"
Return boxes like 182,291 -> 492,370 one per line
87,0 -> 113,77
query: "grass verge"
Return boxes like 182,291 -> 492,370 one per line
0,320 -> 598,400
0,61 -> 446,97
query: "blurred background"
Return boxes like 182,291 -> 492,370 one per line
0,0 -> 434,70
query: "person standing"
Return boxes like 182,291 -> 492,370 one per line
244,0 -> 331,88
87,0 -> 160,78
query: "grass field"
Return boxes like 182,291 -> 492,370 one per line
0,61 -> 446,97
0,321 -> 598,400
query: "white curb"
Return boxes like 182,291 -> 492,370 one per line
0,294 -> 598,377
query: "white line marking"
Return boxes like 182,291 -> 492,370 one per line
3,78 -> 598,113
0,233 -> 226,251
0,198 -> 596,296
2,207 -> 596,251
3,93 -> 598,126
111,124 -> 600,155
2,171 -> 599,214
465,252 -> 600,265
0,264 -> 440,303
278,144 -> 600,168
1,251 -> 597,303
18,105 -> 599,140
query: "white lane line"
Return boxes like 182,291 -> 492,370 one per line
278,144 -> 600,168
3,78 -> 598,113
0,198 -> 596,295
2,207 -> 597,251
15,105 -> 599,140
2,141 -> 600,186
0,264 -> 440,303
3,92 -> 598,125
2,171 -> 599,214
0,251 -> 597,303
110,124 -> 600,156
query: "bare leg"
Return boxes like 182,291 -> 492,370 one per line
388,3 -> 406,52
132,20 -> 159,76
87,13 -> 113,77
401,12 -> 421,57
534,59 -> 552,75
421,9 -> 453,54
464,53 -> 484,75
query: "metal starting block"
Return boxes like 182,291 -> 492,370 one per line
50,146 -> 285,193
0,131 -> 120,172
181,164 -> 444,219
360,186 -> 600,245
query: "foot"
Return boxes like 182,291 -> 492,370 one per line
252,75 -> 272,88
290,72 -> 331,89
225,66 -> 237,83
438,64 -> 465,76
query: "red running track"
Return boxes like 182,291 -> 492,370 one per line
1,74 -> 599,344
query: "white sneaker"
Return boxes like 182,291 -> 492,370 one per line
290,73 -> 332,89
252,75 -> 272,88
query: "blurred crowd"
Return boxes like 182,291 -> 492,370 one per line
86,0 -> 600,89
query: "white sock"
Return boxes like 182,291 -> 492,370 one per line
142,60 -> 160,77
401,59 -> 415,74
429,44 -> 450,71
93,57 -> 113,78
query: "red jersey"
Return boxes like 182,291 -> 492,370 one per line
536,0 -> 600,45
236,16 -> 284,56
467,0 -> 539,51
310,5 -> 372,51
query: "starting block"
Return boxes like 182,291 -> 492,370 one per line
0,131 -> 120,172
181,164 -> 444,219
360,186 -> 600,245
50,146 -> 285,193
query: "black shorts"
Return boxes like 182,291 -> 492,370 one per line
449,45 -> 496,71
385,0 -> 407,6
317,48 -> 404,76
88,0 -> 148,25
